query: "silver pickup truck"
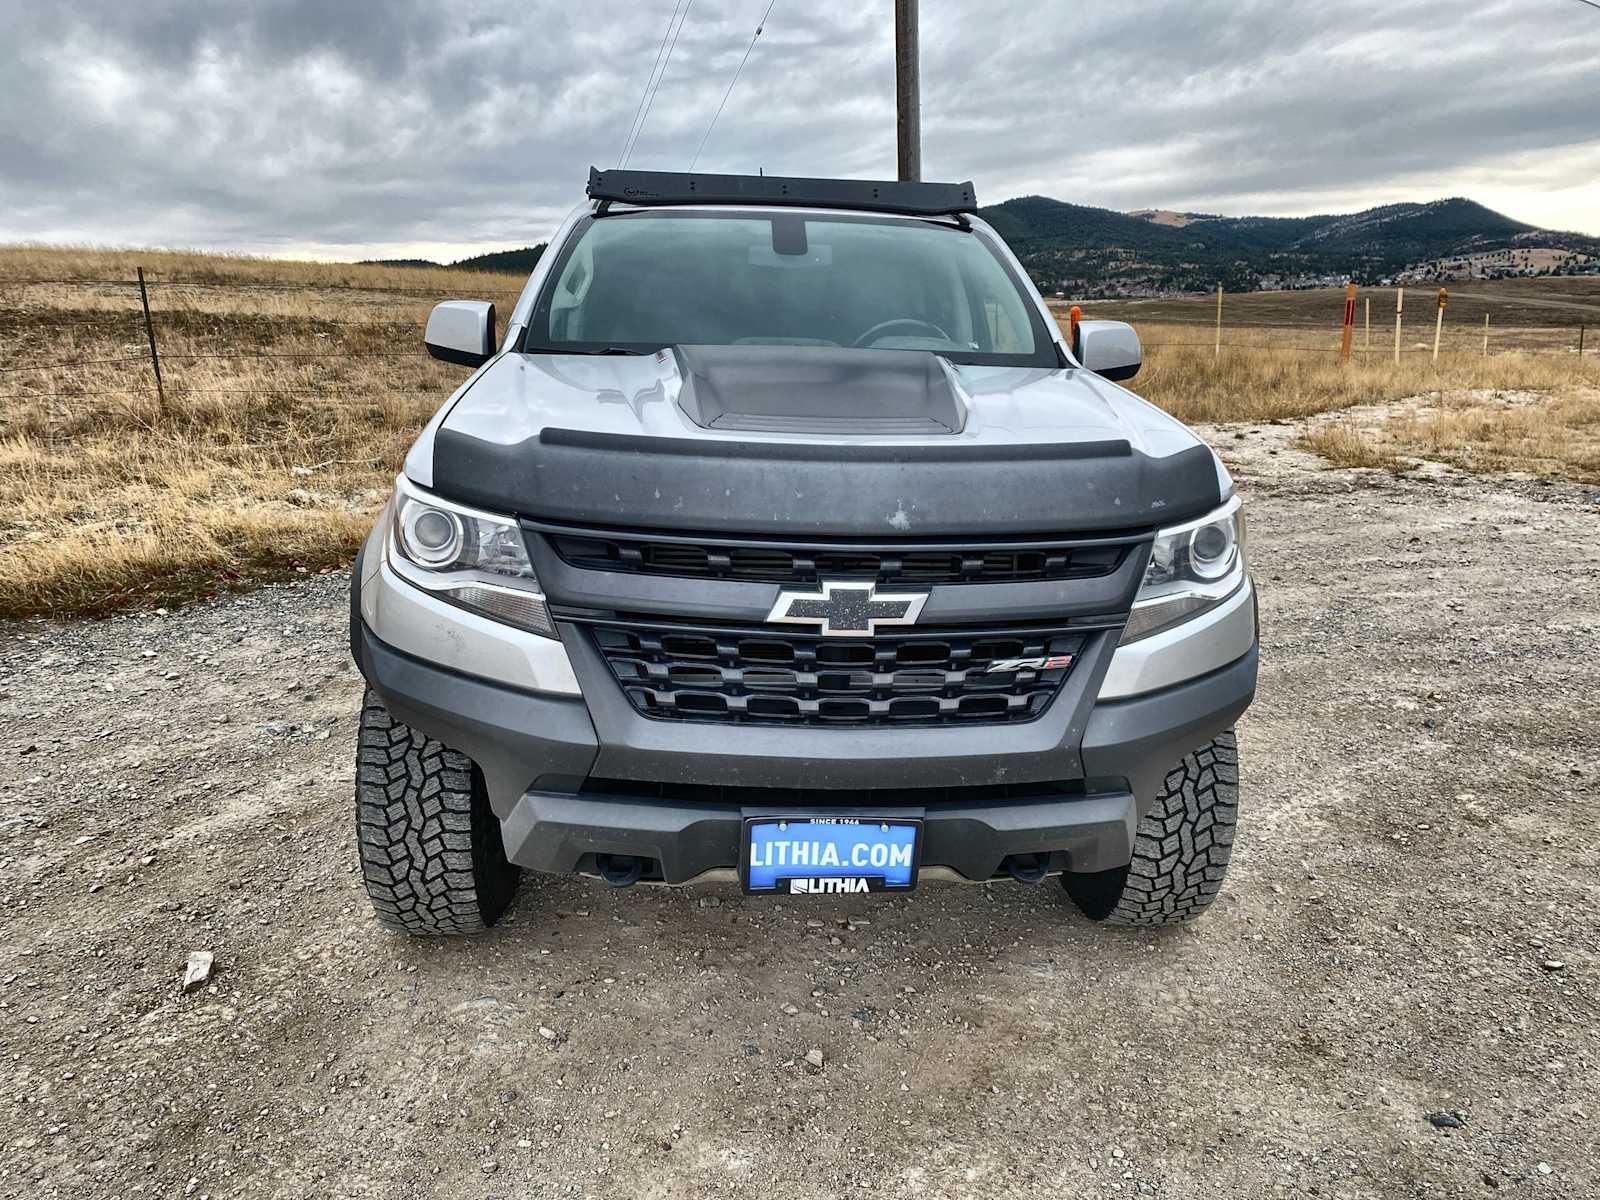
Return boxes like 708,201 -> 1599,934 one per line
349,168 -> 1257,934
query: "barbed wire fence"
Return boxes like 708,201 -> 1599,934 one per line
0,273 -> 527,414
1046,290 -> 1596,363
1,274 -> 1595,416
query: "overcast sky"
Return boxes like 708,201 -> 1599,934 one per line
2,0 -> 1596,261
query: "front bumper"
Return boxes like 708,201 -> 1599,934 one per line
351,609 -> 1257,884
501,788 -> 1142,885
352,509 -> 1258,884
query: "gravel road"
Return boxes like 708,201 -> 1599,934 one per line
3,429 -> 1598,1199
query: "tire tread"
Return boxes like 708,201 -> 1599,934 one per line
1062,731 -> 1239,927
353,691 -> 518,935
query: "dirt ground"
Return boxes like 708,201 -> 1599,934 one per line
2,432 -> 1597,1200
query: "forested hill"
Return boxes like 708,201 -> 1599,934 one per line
358,244 -> 546,275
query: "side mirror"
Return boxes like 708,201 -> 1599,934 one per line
425,301 -> 498,368
1074,319 -> 1141,382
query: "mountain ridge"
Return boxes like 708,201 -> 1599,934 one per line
978,196 -> 1599,295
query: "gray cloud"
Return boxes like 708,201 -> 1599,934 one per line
1,0 -> 1596,258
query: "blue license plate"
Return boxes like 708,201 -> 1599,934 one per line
742,817 -> 921,895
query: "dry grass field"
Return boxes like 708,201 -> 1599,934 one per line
2,247 -> 1597,619
1,247 -> 525,617
1108,324 -> 1594,424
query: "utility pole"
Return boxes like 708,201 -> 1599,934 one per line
895,0 -> 921,181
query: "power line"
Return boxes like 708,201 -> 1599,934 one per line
622,0 -> 695,168
689,0 -> 779,172
617,0 -> 687,166
1575,0 -> 1600,11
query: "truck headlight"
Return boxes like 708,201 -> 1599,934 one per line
1120,495 -> 1246,644
386,475 -> 555,637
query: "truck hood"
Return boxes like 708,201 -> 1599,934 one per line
415,349 -> 1225,536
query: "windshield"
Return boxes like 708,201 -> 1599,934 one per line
523,210 -> 1058,367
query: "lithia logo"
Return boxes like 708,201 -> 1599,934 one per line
788,878 -> 873,894
986,654 -> 1074,673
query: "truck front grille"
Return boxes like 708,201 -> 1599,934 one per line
586,620 -> 1086,726
547,531 -> 1128,586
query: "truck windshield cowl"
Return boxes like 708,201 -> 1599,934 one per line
522,210 -> 1061,368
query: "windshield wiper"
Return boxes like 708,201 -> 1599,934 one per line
526,345 -> 654,356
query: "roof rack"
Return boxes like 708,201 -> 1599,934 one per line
586,167 -> 977,218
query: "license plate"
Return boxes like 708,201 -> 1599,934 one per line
741,816 -> 921,895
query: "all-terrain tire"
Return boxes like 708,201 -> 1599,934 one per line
1060,732 -> 1238,926
355,690 -> 520,935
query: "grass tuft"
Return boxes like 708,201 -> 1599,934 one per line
1293,423 -> 1409,472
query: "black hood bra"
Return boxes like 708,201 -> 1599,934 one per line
431,420 -> 1221,537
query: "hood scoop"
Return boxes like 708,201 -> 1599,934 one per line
674,344 -> 968,436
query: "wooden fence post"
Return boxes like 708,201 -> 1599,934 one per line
1394,287 -> 1404,365
137,267 -> 165,416
1482,313 -> 1489,357
1581,325 -> 1587,358
1365,297 -> 1371,352
1214,284 -> 1222,360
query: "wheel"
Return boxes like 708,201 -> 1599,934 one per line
1061,732 -> 1238,926
354,690 -> 520,934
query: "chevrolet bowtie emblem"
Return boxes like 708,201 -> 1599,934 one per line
765,581 -> 928,637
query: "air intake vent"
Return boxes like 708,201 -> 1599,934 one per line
549,533 -> 1127,586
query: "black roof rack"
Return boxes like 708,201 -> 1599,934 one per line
586,166 -> 977,218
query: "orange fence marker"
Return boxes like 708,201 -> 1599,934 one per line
1433,288 -> 1448,363
1340,282 -> 1358,359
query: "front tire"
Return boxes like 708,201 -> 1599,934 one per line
1061,732 -> 1238,926
354,691 -> 520,935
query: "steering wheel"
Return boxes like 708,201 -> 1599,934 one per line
851,318 -> 953,348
